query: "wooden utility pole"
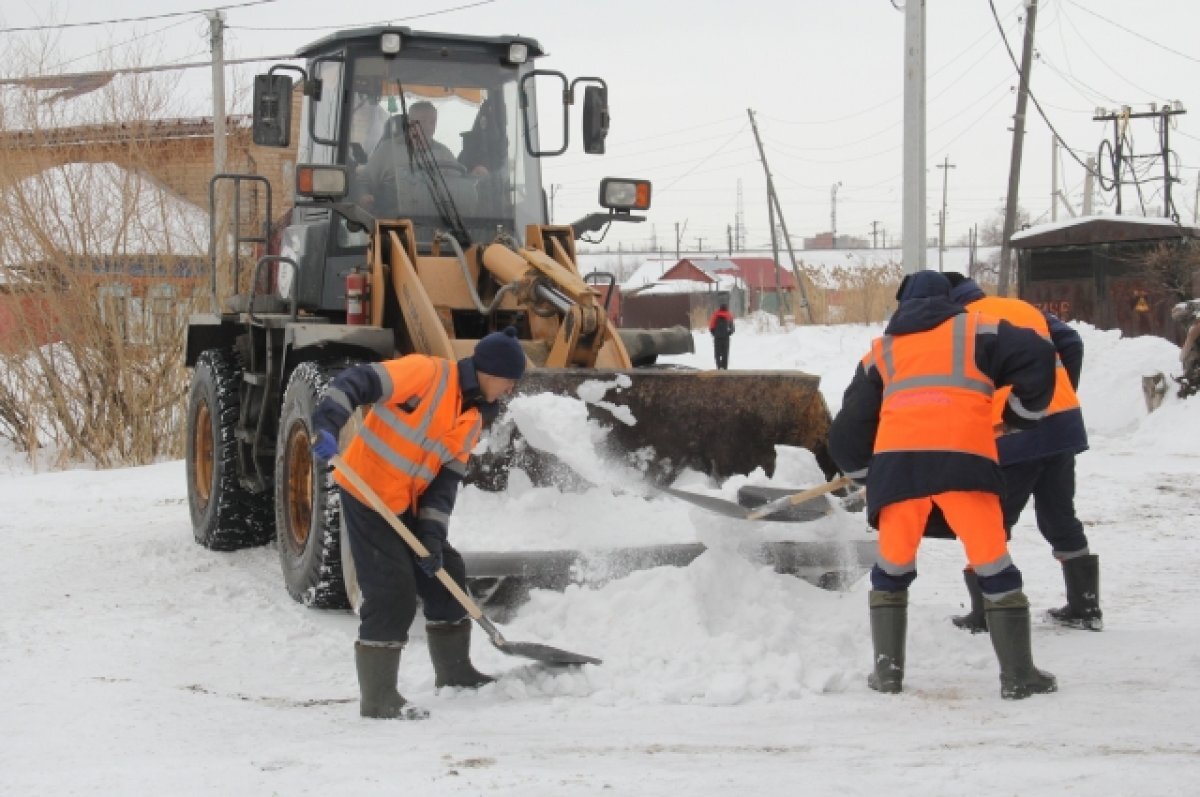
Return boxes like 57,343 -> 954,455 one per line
936,155 -> 955,272
998,0 -> 1038,296
747,108 -> 813,323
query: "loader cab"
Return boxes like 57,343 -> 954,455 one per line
255,27 -> 590,252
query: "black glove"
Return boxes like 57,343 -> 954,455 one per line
415,534 -> 443,577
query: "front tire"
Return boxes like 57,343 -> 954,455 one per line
186,348 -> 273,550
275,360 -> 357,609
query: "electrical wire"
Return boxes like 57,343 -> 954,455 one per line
988,0 -> 1101,179
0,0 -> 277,34
1064,0 -> 1200,66
227,0 -> 496,31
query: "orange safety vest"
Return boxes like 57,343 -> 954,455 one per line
335,355 -> 483,514
867,312 -> 999,462
967,296 -> 1081,427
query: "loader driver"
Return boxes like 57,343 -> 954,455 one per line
361,100 -> 475,218
310,327 -> 528,719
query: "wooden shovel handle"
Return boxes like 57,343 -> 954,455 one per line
745,474 -> 854,520
331,454 -> 484,623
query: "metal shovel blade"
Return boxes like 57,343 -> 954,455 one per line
491,639 -> 603,667
475,615 -> 602,666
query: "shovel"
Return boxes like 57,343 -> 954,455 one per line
659,475 -> 854,521
331,454 -> 602,667
744,475 -> 854,520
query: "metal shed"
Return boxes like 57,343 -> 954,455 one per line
1012,217 -> 1200,344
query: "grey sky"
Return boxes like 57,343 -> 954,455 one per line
4,0 -> 1199,253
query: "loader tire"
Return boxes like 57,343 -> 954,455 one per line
275,360 -> 358,609
186,348 -> 274,551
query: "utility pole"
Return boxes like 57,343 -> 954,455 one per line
1093,103 -> 1186,219
696,237 -> 705,252
871,220 -> 881,249
207,8 -> 229,298
207,10 -> 227,177
999,0 -> 1038,296
747,108 -> 813,323
727,224 -> 733,256
1083,155 -> 1096,215
1051,136 -> 1058,222
674,221 -> 685,260
830,182 -> 842,249
936,155 -> 955,272
902,0 -> 927,275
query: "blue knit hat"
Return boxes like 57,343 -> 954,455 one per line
472,326 -> 527,379
895,269 -> 951,301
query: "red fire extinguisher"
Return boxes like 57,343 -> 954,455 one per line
345,269 -> 368,325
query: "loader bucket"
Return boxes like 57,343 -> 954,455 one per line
471,368 -> 836,488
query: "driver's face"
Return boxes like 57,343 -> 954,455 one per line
409,107 -> 437,138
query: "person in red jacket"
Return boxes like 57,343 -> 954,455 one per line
311,327 -> 527,719
708,303 -> 735,369
829,270 -> 1059,700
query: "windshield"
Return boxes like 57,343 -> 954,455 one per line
341,51 -> 543,249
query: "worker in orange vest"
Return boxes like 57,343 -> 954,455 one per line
944,273 -> 1100,633
311,327 -> 527,719
708,303 -> 735,369
829,270 -> 1059,700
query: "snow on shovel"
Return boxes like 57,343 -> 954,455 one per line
331,454 -> 602,667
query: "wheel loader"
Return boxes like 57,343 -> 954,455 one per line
184,26 -> 842,611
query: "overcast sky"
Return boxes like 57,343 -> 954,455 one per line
4,0 -> 1200,254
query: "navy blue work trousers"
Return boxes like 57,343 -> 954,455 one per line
1001,451 -> 1088,555
339,487 -> 469,644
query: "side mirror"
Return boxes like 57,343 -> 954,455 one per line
582,84 -> 609,155
253,74 -> 293,147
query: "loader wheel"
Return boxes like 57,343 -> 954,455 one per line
275,360 -> 359,609
186,348 -> 273,550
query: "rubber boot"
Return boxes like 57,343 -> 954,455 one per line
867,590 -> 907,694
354,642 -> 429,720
1047,554 -> 1103,631
951,569 -> 988,634
985,593 -> 1058,700
427,619 -> 495,689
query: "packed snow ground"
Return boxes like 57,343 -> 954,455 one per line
3,320 -> 1199,795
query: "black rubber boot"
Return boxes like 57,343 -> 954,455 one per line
354,642 -> 430,719
1047,554 -> 1103,631
951,569 -> 988,634
867,590 -> 907,694
985,593 -> 1058,700
427,619 -> 495,689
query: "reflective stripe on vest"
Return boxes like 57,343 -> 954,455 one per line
968,296 -> 1081,425
868,312 -> 999,461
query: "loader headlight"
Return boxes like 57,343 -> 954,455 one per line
380,33 -> 402,55
296,164 -> 349,199
506,42 -> 528,64
598,178 -> 652,212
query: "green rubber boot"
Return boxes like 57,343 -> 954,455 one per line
951,569 -> 988,634
427,619 -> 495,689
867,590 -> 907,694
354,642 -> 430,720
985,592 -> 1058,700
1047,554 -> 1103,631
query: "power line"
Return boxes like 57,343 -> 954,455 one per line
0,0 -> 276,34
228,0 -> 496,31
1065,0 -> 1200,66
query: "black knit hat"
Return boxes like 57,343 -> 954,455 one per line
472,326 -> 527,379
